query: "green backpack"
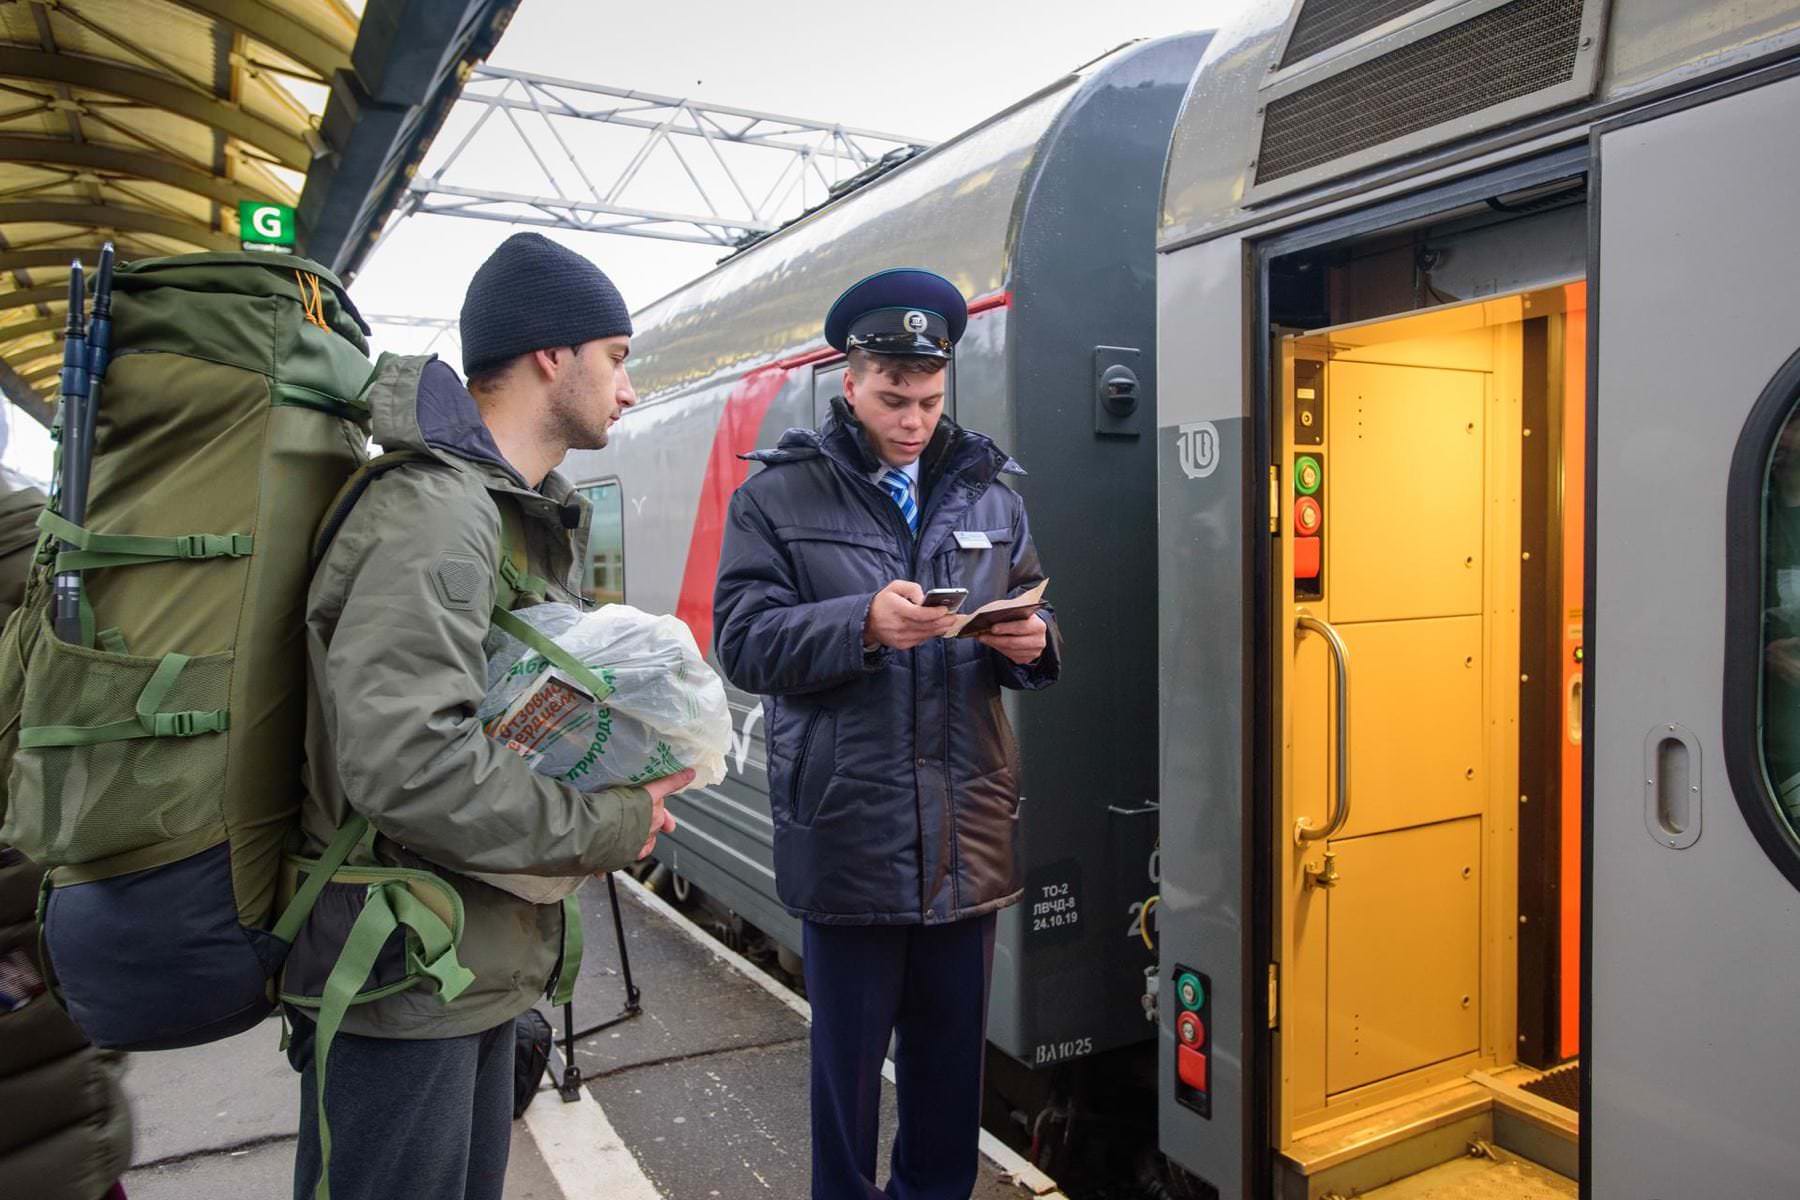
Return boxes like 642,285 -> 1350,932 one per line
0,251 -> 398,1050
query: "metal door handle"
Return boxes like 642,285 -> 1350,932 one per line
1296,611 -> 1351,844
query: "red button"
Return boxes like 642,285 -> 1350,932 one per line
1178,1044 -> 1209,1093
1177,1010 -> 1205,1046
1294,496 -> 1322,535
1295,535 -> 1322,579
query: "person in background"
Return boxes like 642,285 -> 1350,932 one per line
714,268 -> 1061,1199
0,473 -> 134,1200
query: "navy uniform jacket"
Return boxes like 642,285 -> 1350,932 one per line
713,404 -> 1061,925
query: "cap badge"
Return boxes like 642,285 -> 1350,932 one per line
902,310 -> 928,334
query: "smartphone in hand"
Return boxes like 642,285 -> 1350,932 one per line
921,587 -> 969,612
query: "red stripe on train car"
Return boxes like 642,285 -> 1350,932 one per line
674,366 -> 789,653
967,289 -> 1011,315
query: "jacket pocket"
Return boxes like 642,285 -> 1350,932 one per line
788,708 -> 836,826
951,526 -> 1016,607
775,525 -> 899,601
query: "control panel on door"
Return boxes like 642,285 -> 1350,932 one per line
1173,964 -> 1213,1118
1293,356 -> 1326,601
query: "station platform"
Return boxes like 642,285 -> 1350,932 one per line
117,873 -> 1063,1199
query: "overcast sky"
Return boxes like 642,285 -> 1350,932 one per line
2,0 -> 1249,483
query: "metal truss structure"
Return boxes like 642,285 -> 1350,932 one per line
394,66 -> 934,248
363,313 -> 460,355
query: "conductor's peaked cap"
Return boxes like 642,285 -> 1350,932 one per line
824,268 -> 968,359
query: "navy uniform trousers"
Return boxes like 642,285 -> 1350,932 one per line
803,912 -> 998,1200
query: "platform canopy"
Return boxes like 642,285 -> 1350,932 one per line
0,0 -> 518,426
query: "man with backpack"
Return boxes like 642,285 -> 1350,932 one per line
286,232 -> 690,1200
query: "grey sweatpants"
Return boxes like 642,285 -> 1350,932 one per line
286,1010 -> 514,1200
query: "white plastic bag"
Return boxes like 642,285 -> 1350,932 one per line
465,603 -> 732,904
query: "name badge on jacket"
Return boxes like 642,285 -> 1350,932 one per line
953,530 -> 993,550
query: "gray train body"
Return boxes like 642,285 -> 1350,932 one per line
1153,2 -> 1800,1197
563,33 -> 1211,1069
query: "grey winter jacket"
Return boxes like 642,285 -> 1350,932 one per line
713,404 -> 1060,925
286,356 -> 654,1039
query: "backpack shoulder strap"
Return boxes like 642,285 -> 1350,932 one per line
492,495 -> 552,611
311,449 -> 439,565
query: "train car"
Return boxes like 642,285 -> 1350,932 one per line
1153,2 -> 1800,1197
562,34 -> 1211,1076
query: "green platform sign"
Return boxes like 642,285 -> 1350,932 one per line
239,200 -> 295,251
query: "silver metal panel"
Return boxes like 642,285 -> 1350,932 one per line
1159,0 -> 1800,251
1591,70 -> 1800,1198
622,80 -> 1079,402
1155,236 -> 1254,1194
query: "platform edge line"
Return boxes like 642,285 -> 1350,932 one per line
614,873 -> 1067,1197
523,1071 -> 662,1200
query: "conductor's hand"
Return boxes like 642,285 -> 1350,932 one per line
864,580 -> 959,651
976,613 -> 1048,666
634,768 -> 693,862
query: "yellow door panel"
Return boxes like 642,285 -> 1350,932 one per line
1339,615 -> 1486,838
1326,817 -> 1482,1096
1324,362 -> 1485,623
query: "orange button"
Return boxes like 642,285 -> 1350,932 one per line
1178,1044 -> 1208,1093
1294,535 -> 1321,579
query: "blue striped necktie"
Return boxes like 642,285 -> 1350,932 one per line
879,466 -> 919,534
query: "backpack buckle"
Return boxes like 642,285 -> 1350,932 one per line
179,535 -> 209,559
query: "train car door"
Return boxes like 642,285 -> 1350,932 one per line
1588,71 -> 1800,1198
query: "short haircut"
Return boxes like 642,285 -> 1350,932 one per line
465,355 -> 516,395
846,347 -> 947,384
466,342 -> 591,395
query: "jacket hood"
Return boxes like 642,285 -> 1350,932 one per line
744,397 -> 1025,487
365,353 -> 582,507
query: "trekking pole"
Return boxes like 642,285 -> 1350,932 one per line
79,243 -> 116,489
51,258 -> 89,644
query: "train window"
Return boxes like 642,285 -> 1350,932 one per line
813,363 -> 846,427
581,480 -> 625,606
1726,347 -> 1800,891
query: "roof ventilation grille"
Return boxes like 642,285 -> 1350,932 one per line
1280,0 -> 1438,67
1253,0 -> 1598,198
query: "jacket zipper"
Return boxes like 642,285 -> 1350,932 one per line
791,708 -> 826,821
831,453 -> 992,918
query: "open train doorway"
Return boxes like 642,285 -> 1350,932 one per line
1268,282 -> 1587,1197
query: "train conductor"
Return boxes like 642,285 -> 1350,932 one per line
714,268 -> 1062,1198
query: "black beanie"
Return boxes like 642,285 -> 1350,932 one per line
459,232 -> 633,376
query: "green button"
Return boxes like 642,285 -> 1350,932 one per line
1177,971 -> 1204,1011
1295,456 -> 1322,496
